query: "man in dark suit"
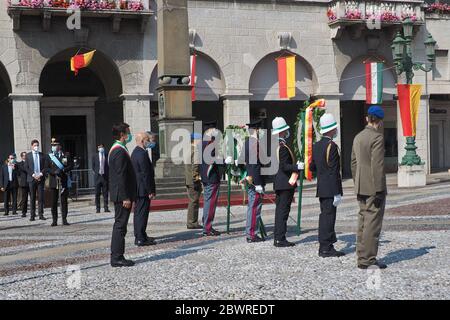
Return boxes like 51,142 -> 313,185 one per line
1,154 -> 19,216
131,132 -> 157,246
25,139 -> 47,221
244,120 -> 265,243
92,143 -> 110,213
271,117 -> 303,247
310,113 -> 345,258
109,123 -> 137,267
47,138 -> 74,226
17,152 -> 29,217
201,120 -> 223,237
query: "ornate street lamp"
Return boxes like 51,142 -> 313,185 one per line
392,19 -> 437,166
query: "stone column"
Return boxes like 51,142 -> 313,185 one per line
9,93 -> 43,153
121,93 -> 153,150
221,94 -> 251,128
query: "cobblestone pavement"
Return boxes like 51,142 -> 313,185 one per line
0,182 -> 449,300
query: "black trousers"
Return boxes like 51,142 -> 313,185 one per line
3,185 -> 18,215
20,186 -> 29,214
319,197 -> 337,251
111,202 -> 131,261
29,180 -> 45,218
134,197 -> 150,242
51,188 -> 69,222
95,175 -> 109,210
274,189 -> 295,241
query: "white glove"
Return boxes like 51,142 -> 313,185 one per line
234,160 -> 239,166
255,185 -> 264,194
297,161 -> 305,170
333,194 -> 342,207
225,156 -> 233,165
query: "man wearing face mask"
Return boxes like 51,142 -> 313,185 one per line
310,113 -> 345,258
131,132 -> 157,246
1,154 -> 19,216
92,143 -> 110,213
17,152 -> 29,217
47,138 -> 74,226
351,105 -> 387,269
109,123 -> 137,267
25,140 -> 47,221
272,117 -> 304,247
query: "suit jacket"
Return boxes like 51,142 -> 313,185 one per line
1,164 -> 19,189
131,146 -> 156,197
47,152 -> 74,189
109,144 -> 137,202
310,137 -> 343,198
245,136 -> 265,187
273,140 -> 299,191
200,140 -> 222,185
185,143 -> 201,186
25,152 -> 47,183
351,126 -> 387,196
17,161 -> 28,187
92,151 -> 109,181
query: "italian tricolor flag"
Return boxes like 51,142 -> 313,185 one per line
365,62 -> 383,104
277,55 -> 296,99
397,84 -> 422,137
70,50 -> 96,76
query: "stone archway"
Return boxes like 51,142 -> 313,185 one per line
0,61 -> 13,161
39,48 -> 123,171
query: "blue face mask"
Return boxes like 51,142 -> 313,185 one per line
51,146 -> 57,153
145,141 -> 156,149
125,133 -> 133,144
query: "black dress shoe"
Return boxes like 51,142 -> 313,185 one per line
202,228 -> 221,237
39,216 -> 46,221
51,222 -> 57,227
12,212 -> 18,215
135,239 -> 157,246
319,248 -> 346,258
96,209 -> 100,213
247,236 -> 265,243
111,259 -> 135,268
30,217 -> 35,221
187,224 -> 203,230
104,208 -> 111,213
62,221 -> 70,226
4,213 -> 9,216
358,261 -> 387,269
274,240 -> 296,247
22,213 -> 27,218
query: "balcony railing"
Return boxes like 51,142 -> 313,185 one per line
327,0 -> 425,26
7,0 -> 154,32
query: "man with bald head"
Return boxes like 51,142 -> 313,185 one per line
131,132 -> 157,246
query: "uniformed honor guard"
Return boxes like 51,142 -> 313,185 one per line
109,123 -> 137,267
1,154 -> 19,216
185,132 -> 203,230
244,120 -> 265,243
351,106 -> 387,269
47,138 -> 73,226
272,117 -> 304,247
131,132 -> 157,246
200,121 -> 222,236
310,114 -> 345,257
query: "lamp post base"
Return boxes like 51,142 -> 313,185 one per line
398,164 -> 426,188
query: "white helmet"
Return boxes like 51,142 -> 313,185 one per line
271,117 -> 290,135
319,113 -> 338,135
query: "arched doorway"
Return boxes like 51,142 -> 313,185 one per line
39,48 -> 123,170
339,56 -> 397,177
0,62 -> 13,162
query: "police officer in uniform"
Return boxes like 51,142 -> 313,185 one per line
244,120 -> 265,243
351,106 -> 387,269
185,133 -> 203,229
47,138 -> 73,226
310,113 -> 345,257
200,121 -> 222,236
272,117 -> 304,247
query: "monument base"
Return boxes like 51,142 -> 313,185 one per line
398,164 -> 426,188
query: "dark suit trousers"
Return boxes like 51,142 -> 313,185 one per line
4,185 -> 18,215
19,186 -> 29,214
274,189 -> 295,241
111,202 -> 131,261
134,197 -> 150,242
95,175 -> 109,210
319,197 -> 337,251
51,188 -> 69,222
29,180 -> 44,218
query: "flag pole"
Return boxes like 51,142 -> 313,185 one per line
226,171 -> 231,234
297,111 -> 306,236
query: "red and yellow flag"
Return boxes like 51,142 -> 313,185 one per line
70,50 -> 96,76
304,99 -> 326,181
397,84 -> 422,137
276,55 -> 296,99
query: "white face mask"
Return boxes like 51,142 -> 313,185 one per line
33,146 -> 39,152
333,128 -> 339,140
285,130 -> 291,139
98,148 -> 105,153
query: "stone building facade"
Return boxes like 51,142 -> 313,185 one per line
1,0 -> 449,179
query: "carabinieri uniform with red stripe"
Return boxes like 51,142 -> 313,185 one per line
244,136 -> 265,240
